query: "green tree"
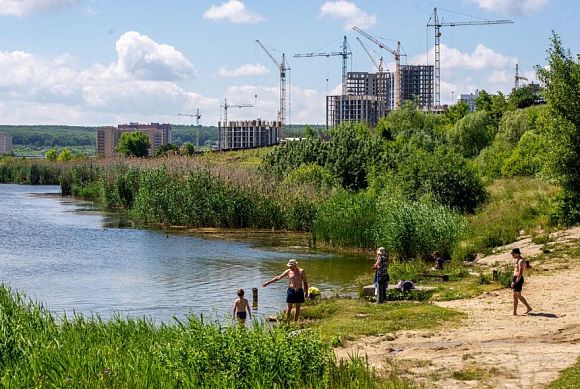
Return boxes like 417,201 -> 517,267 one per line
376,101 -> 429,139
448,111 -> 494,158
445,100 -> 470,125
508,85 -> 537,110
57,148 -> 73,162
155,143 -> 178,157
475,90 -> 492,112
537,32 -> 580,223
180,143 -> 195,156
303,125 -> 319,139
116,132 -> 150,157
45,149 -> 58,161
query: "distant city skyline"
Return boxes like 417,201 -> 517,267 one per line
0,0 -> 577,126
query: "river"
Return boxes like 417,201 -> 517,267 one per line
0,184 -> 370,323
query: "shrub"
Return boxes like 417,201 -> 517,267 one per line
448,111 -> 494,158
374,196 -> 465,260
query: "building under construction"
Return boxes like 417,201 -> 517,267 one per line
326,66 -> 433,129
218,119 -> 281,150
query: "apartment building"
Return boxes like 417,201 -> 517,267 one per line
218,120 -> 281,150
0,132 -> 12,154
96,123 -> 172,157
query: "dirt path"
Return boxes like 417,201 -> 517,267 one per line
336,234 -> 580,388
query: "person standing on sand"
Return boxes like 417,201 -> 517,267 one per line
262,259 -> 308,323
232,289 -> 252,326
511,248 -> 532,316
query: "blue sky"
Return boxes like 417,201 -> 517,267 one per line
0,0 -> 578,126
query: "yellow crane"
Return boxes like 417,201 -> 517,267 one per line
427,7 -> 513,107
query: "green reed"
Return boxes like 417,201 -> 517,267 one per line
0,285 -> 391,388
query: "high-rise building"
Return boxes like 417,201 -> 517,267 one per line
326,95 -> 382,129
96,123 -> 172,157
0,132 -> 12,154
459,90 -> 480,112
218,120 -> 281,150
400,65 -> 434,109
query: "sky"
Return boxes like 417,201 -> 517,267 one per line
0,0 -> 578,127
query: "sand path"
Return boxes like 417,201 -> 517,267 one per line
336,230 -> 580,388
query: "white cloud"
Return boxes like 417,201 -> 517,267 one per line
470,0 -> 550,15
411,43 -> 517,71
0,0 -> 79,16
320,0 -> 376,29
112,32 -> 196,81
218,64 -> 269,77
203,0 -> 264,24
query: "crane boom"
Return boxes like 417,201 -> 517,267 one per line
178,108 -> 202,147
294,36 -> 351,96
255,40 -> 289,136
427,7 -> 513,107
353,26 -> 402,108
356,37 -> 387,116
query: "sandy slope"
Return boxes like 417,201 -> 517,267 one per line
336,229 -> 580,388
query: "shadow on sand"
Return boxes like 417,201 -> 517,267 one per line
527,312 -> 558,318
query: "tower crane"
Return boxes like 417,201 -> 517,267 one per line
255,40 -> 289,138
353,26 -> 402,108
178,108 -> 201,147
356,37 -> 387,116
293,35 -> 351,96
218,98 -> 253,150
514,64 -> 528,89
427,7 -> 513,107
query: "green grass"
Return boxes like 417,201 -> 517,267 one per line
300,298 -> 463,343
547,357 -> 580,389
451,366 -> 490,381
0,284 -> 406,388
430,275 -> 504,301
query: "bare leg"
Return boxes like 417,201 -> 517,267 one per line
294,304 -> 301,322
519,295 -> 532,313
513,291 -> 520,315
286,304 -> 293,323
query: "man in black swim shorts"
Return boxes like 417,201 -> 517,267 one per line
511,248 -> 532,316
263,259 -> 309,322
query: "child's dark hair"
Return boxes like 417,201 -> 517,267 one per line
237,289 -> 244,297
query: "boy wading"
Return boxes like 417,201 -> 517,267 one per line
262,259 -> 308,323
511,248 -> 532,316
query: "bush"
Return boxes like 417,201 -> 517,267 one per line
448,111 -> 494,158
374,197 -> 465,260
313,190 -> 377,248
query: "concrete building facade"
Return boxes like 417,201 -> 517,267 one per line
400,65 -> 434,109
326,95 -> 381,129
459,90 -> 480,112
218,120 -> 281,150
0,132 -> 12,154
96,123 -> 172,157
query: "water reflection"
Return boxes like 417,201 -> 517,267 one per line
0,184 -> 370,323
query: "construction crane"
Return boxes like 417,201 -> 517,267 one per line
353,26 -> 402,108
356,37 -> 387,117
293,35 -> 351,96
255,40 -> 289,138
427,7 -> 513,107
218,98 -> 253,150
178,108 -> 201,147
514,64 -> 528,89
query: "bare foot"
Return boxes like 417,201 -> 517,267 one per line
525,308 -> 533,314
513,312 -> 518,316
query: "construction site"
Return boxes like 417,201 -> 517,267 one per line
212,8 -> 515,149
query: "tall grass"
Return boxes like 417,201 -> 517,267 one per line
0,284 -> 392,388
456,177 -> 558,259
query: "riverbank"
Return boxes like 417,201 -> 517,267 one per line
334,233 -> 580,388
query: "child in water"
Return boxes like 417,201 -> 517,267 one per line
232,289 -> 252,325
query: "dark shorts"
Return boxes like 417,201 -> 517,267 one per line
286,288 -> 305,304
512,276 -> 524,292
236,311 -> 247,320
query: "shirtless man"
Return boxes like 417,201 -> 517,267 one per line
263,259 -> 308,323
511,248 -> 532,316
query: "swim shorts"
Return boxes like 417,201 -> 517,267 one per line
286,288 -> 305,304
236,311 -> 247,320
512,276 -> 524,292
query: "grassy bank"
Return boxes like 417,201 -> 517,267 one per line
0,284 -> 412,388
300,299 -> 463,343
547,358 -> 580,389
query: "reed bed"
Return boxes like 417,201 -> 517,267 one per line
0,285 -> 393,388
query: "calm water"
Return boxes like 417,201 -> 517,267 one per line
0,184 -> 370,323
